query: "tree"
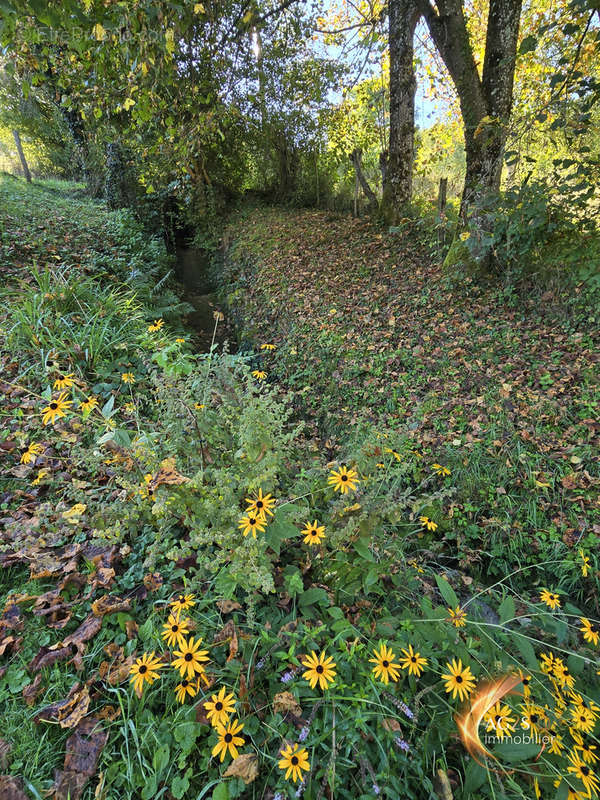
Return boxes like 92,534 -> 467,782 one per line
381,0 -> 421,221
417,0 -> 523,226
11,128 -> 31,181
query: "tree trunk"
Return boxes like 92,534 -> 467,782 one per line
350,148 -> 378,211
12,130 -> 31,182
382,0 -> 421,223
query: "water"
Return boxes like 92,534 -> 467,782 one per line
174,245 -> 231,352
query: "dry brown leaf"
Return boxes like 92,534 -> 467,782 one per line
90,595 -> 130,617
216,599 -> 242,614
273,691 -> 302,717
147,460 -> 189,492
98,645 -> 135,686
381,717 -> 402,732
52,717 -> 108,800
0,739 -> 11,770
125,619 -> 138,639
143,572 -> 163,591
23,673 -> 44,707
0,634 -> 22,657
35,683 -> 90,728
223,752 -> 259,784
0,775 -> 29,800
214,620 -> 238,662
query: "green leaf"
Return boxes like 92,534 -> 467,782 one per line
299,587 -> 330,607
353,537 -> 374,562
510,631 -> 538,670
498,595 -> 515,624
434,575 -> 459,609
463,760 -> 487,794
519,35 -> 537,54
152,744 -> 170,775
171,770 -> 192,799
265,512 -> 297,556
493,739 -> 541,762
212,783 -> 229,800
363,566 -> 380,592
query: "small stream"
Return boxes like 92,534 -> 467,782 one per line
174,245 -> 232,352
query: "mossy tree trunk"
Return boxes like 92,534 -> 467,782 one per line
12,130 -> 31,182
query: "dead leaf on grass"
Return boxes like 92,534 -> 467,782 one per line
0,775 -> 29,800
90,595 -> 130,617
273,691 -> 302,717
216,598 -> 242,614
224,752 -> 259,784
52,717 -> 108,800
23,673 -> 44,706
35,683 -> 90,728
213,620 -> 238,661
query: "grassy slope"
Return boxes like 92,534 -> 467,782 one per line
224,206 -> 600,579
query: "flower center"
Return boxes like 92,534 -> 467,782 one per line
50,402 -> 58,409
250,518 -> 256,525
530,714 -> 538,724
139,665 -> 147,674
172,625 -> 179,632
341,474 -> 348,481
455,675 -> 463,683
215,702 -> 223,710
316,665 -> 324,674
184,652 -> 193,661
382,659 -> 389,667
582,766 -> 590,776
291,756 -> 299,765
256,500 -> 263,508
523,678 -> 529,685
224,733 -> 233,743
181,679 -> 189,687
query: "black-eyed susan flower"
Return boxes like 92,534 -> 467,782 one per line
238,514 -> 267,538
419,515 -> 438,531
175,337 -> 185,344
139,474 -> 155,501
161,612 -> 191,649
79,396 -> 98,414
251,370 -> 267,380
302,520 -> 325,546
408,558 -> 424,573
129,651 -> 164,694
301,650 -> 336,690
398,644 -> 427,678
212,718 -> 244,762
567,750 -> 600,797
121,372 -> 135,384
147,319 -> 164,332
518,669 -> 532,699
260,343 -> 276,350
572,730 -> 599,764
245,488 -> 276,519
447,606 -> 467,628
170,593 -> 196,613
328,465 -> 359,494
441,658 -> 476,702
433,463 -> 451,476
483,702 -> 516,739
539,651 -> 556,674
547,728 -> 565,755
569,693 -> 600,720
580,549 -> 591,577
554,659 -> 576,690
20,442 -> 44,464
278,743 -> 310,783
369,643 -> 402,684
580,618 -> 599,646
520,702 -> 547,735
172,636 -> 210,679
41,392 -> 72,425
175,677 -> 198,704
570,704 -> 597,734
540,589 -> 561,610
383,447 -> 402,461
204,687 -> 236,727
53,373 -> 75,390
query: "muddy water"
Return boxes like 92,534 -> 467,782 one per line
175,246 -> 231,352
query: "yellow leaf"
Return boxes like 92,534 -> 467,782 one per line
194,2 -> 205,12
165,28 -> 175,53
92,22 -> 105,41
123,97 -> 135,111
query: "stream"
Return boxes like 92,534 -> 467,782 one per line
174,245 -> 232,352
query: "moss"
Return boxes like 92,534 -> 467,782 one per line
442,236 -> 481,276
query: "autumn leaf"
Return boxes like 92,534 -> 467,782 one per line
224,752 -> 259,784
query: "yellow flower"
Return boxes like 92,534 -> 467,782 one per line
302,520 -> 325,546
520,703 -> 547,735
518,669 -> 532,699
204,687 -> 236,727
129,651 -> 164,694
580,618 -> 599,646
539,651 -> 556,674
79,396 -> 99,414
567,750 -> 600,797
369,643 -> 402,684
174,677 -> 198,704
419,515 -> 438,531
161,612 -> 191,649
20,442 -> 44,464
327,465 -> 359,494
571,705 -> 597,734
31,468 -> 49,485
408,558 -> 424,573
441,658 -> 476,702
238,514 -> 267,538
175,337 -> 185,344
245,488 -> 276,519
580,549 -> 591,577
172,636 -> 210,679
572,730 -> 599,764
540,589 -> 561,610
447,606 -> 467,628
124,402 -> 135,414
483,702 -> 516,739
301,650 -> 336,690
212,718 -> 244,762
383,447 -> 402,461
170,593 -> 196,613
398,644 -> 428,678
251,370 -> 267,380
41,392 -> 72,425
194,403 -> 205,410
121,372 -> 135,384
62,503 -> 86,522
278,743 -> 310,783
260,343 -> 276,351
53,373 -> 75,390
139,473 -> 155,501
432,463 -> 451,476
147,319 -> 164,332
459,231 -> 470,241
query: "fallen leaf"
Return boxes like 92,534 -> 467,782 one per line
0,739 -> 11,770
213,620 -> 238,661
0,775 -> 29,800
143,572 -> 163,591
52,717 -> 108,800
216,599 -> 242,614
35,683 -> 90,728
23,673 -> 44,706
381,717 -> 402,732
273,691 -> 302,717
90,595 -> 130,617
224,752 -> 259,784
